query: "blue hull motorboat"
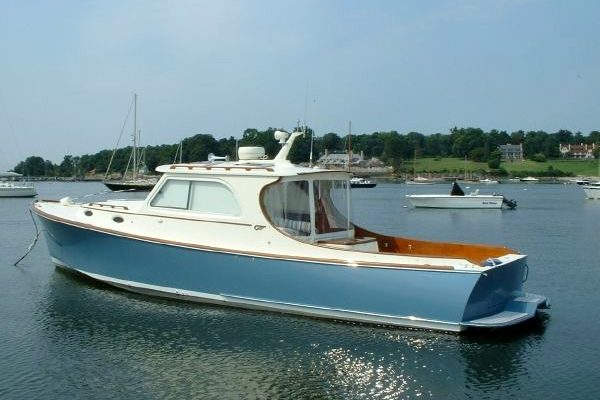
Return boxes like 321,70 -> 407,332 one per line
33,129 -> 548,332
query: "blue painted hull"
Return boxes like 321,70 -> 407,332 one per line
36,214 -> 545,331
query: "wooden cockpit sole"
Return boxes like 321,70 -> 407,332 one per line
354,226 -> 517,266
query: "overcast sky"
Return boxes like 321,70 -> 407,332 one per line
1,0 -> 599,171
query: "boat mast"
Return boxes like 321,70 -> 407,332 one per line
132,93 -> 138,181
347,121 -> 352,172
308,125 -> 313,168
413,149 -> 417,178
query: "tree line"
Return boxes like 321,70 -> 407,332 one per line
12,127 -> 600,177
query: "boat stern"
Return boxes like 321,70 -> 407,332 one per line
461,256 -> 549,329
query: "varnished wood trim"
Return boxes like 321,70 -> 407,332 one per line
355,226 -> 516,266
168,164 -> 275,172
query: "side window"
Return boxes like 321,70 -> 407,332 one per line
150,180 -> 190,209
150,179 -> 240,216
189,181 -> 240,216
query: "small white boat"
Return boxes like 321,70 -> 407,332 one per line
32,129 -> 545,332
406,182 -> 516,209
583,157 -> 600,199
0,172 -> 37,197
520,176 -> 539,183
405,176 -> 434,185
479,178 -> 499,184
583,182 -> 600,199
574,179 -> 591,186
0,181 -> 37,197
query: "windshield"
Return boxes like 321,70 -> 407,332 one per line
313,179 -> 352,235
262,178 -> 353,240
262,180 -> 311,237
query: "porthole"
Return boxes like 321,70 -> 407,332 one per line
113,216 -> 124,223
84,210 -> 93,216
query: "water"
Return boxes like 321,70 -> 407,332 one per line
1,181 -> 599,399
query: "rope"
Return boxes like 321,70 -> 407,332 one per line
13,187 -> 137,266
14,208 -> 42,266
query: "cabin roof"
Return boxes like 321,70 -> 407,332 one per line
156,161 -> 350,179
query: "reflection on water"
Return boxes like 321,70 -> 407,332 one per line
24,268 -> 546,399
459,316 -> 549,396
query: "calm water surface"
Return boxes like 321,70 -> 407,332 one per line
1,181 -> 598,399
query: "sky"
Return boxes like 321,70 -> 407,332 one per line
1,0 -> 599,171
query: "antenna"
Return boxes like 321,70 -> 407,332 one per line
132,93 -> 137,180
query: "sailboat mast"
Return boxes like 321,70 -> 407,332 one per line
347,121 -> 352,172
133,93 -> 138,180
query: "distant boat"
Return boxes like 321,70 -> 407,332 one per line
103,94 -> 158,192
103,178 -> 157,192
479,178 -> 499,184
0,172 -> 36,197
350,177 -> 376,188
405,176 -> 434,185
583,153 -> 600,199
574,179 -> 591,186
0,181 -> 37,197
583,183 -> 600,199
406,182 -> 517,209
520,176 -> 539,183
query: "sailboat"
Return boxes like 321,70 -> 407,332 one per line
103,94 -> 158,192
405,149 -> 434,184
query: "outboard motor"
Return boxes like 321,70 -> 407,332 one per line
450,181 -> 465,196
502,197 -> 518,209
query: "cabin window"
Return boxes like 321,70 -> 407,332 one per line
313,180 -> 353,236
262,180 -> 311,237
150,179 -> 240,216
150,179 -> 190,209
188,181 -> 240,216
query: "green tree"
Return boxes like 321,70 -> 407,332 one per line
240,128 -> 279,158
58,155 -> 74,176
15,156 -> 46,176
321,132 -> 343,153
488,149 -> 502,169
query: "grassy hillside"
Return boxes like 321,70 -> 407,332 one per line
408,158 -> 599,177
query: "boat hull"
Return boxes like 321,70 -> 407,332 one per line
103,181 -> 156,192
406,195 -> 504,209
0,186 -> 37,197
35,212 -> 546,332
